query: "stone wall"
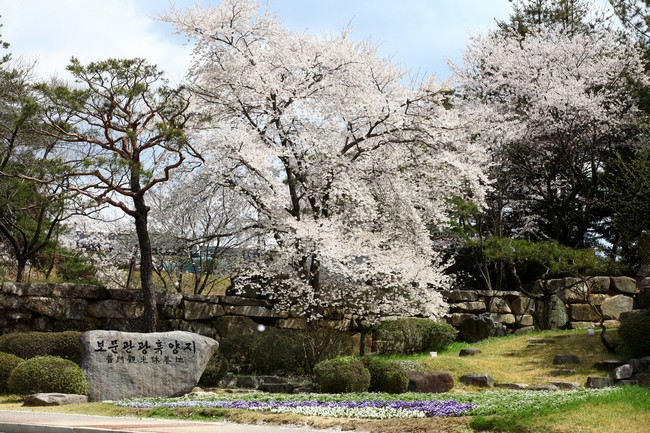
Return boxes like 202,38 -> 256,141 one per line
0,282 -> 361,340
443,276 -> 648,334
0,277 -> 647,343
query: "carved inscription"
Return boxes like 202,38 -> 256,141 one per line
92,338 -> 197,364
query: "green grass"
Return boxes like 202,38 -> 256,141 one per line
469,386 -> 650,432
1,329 -> 648,433
373,329 -> 625,389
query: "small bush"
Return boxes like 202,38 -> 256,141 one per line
34,245 -> 100,285
220,327 -> 354,375
619,310 -> 650,357
372,318 -> 457,355
421,321 -> 458,352
249,328 -> 353,375
313,356 -> 370,393
0,351 -> 24,393
365,357 -> 409,394
199,353 -> 229,387
0,331 -> 82,364
218,332 -> 259,374
7,355 -> 88,395
248,328 -> 303,375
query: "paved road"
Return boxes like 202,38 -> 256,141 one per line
0,410 -> 342,433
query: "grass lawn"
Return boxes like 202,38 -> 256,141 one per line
412,328 -> 626,388
0,329 -> 648,433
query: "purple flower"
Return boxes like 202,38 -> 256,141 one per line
117,398 -> 476,418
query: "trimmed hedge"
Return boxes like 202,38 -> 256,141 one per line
619,310 -> 650,357
372,318 -> 457,355
313,356 -> 370,393
365,357 -> 409,394
6,355 -> 88,395
0,351 -> 24,393
0,331 -> 83,364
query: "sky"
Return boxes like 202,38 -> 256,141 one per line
0,0 -> 521,85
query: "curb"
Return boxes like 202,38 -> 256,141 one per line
0,423 -> 137,433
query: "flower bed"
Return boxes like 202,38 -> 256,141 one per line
116,388 -> 616,420
118,398 -> 474,419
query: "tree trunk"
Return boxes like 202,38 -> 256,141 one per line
308,254 -> 322,321
359,327 -> 368,357
133,196 -> 157,333
15,257 -> 27,283
541,292 -> 553,330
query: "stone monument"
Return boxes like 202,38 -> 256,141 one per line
81,330 -> 218,402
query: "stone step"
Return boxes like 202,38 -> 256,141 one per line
526,338 -> 556,344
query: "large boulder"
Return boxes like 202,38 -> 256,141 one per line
81,330 -> 218,402
601,295 -> 633,320
407,371 -> 454,393
587,276 -> 611,294
182,300 -> 225,320
534,296 -> 568,330
487,298 -> 511,314
24,393 -> 88,406
569,304 -> 600,322
611,364 -> 634,380
458,314 -> 507,343
451,301 -> 487,313
511,297 -> 535,315
460,374 -> 494,388
610,277 -> 638,295
585,376 -> 613,388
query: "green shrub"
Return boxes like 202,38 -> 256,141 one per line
296,328 -> 354,374
313,356 -> 370,393
372,318 -> 457,355
220,327 -> 354,376
199,353 -> 229,387
7,355 -> 88,395
34,245 -> 100,285
0,331 -> 82,364
0,351 -> 24,393
365,357 -> 409,394
450,237 -> 622,291
249,328 -> 353,375
248,328 -> 304,375
421,321 -> 458,352
619,310 -> 650,357
218,332 -> 259,374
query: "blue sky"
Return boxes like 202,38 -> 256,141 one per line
0,0 -> 611,84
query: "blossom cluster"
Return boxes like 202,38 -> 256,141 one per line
116,388 -> 618,420
116,398 -> 475,419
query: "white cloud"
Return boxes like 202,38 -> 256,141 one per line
0,0 -> 544,83
0,0 -> 192,83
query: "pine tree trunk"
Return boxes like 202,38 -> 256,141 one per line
15,257 -> 27,283
133,197 -> 157,333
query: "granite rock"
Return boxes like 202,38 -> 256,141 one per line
81,330 -> 218,402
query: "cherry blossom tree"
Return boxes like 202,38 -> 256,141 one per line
147,171 -> 256,295
452,24 -> 647,248
162,0 -> 489,322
